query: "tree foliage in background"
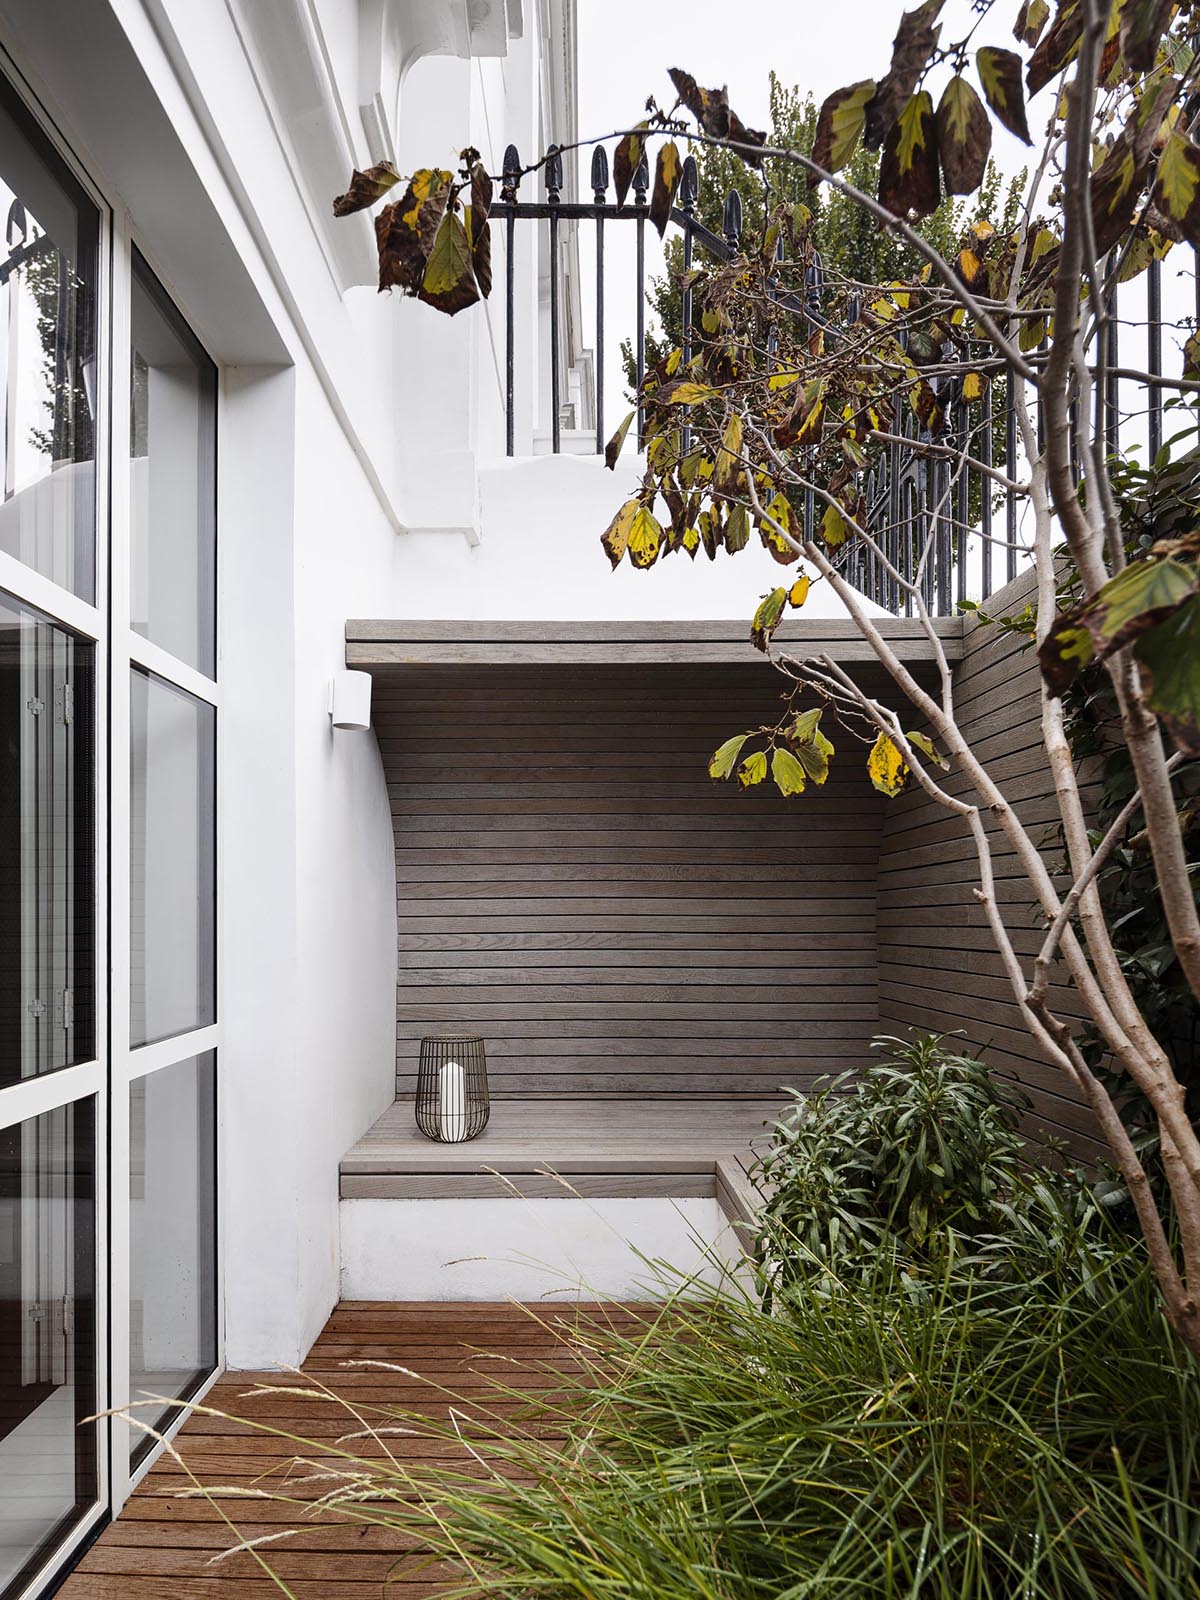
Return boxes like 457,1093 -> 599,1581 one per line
627,72 -> 1025,383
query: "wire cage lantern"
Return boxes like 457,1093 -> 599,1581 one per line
415,1035 -> 490,1143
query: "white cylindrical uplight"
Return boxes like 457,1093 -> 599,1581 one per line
329,669 -> 372,731
438,1059 -> 467,1142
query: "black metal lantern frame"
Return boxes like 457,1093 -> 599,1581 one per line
415,1035 -> 490,1142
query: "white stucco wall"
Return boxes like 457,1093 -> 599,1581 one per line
340,1196 -> 745,1301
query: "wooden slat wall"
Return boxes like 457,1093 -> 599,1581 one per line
375,663 -> 887,1099
876,572 -> 1102,1151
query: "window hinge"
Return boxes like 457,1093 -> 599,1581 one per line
59,988 -> 73,1030
60,682 -> 73,725
27,695 -> 44,717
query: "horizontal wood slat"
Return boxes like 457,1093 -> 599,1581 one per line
379,665 -> 887,1098
876,570 -> 1102,1155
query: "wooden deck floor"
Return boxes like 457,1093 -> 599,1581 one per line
59,1301 -> 637,1599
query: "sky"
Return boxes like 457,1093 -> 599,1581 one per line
572,0 -> 1038,433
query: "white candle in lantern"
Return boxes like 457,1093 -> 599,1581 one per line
438,1059 -> 467,1142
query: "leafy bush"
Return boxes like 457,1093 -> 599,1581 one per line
755,1033 -> 1029,1280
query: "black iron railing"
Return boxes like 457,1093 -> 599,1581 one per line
492,140 -> 1194,617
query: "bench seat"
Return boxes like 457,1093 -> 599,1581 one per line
340,1098 -> 779,1218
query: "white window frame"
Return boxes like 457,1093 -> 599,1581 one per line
0,45 -> 225,1596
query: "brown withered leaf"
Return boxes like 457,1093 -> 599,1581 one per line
1120,0 -> 1174,75
976,47 -> 1032,145
668,69 -> 766,165
613,124 -> 647,207
650,142 -> 682,237
669,67 -> 731,136
1092,76 -> 1178,255
1027,1 -> 1083,96
811,80 -> 876,186
375,169 -> 452,294
1014,0 -> 1050,46
936,75 -> 991,194
333,160 -> 401,217
865,0 -> 946,150
879,91 -> 941,219
467,160 -> 493,298
909,376 -> 945,434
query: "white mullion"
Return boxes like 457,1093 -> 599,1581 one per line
107,212 -> 135,1508
126,1023 -> 221,1082
125,629 -> 219,707
0,553 -> 103,640
91,191 -> 114,1527
0,1062 -> 102,1132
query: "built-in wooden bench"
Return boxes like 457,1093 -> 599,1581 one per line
340,1099 -> 776,1235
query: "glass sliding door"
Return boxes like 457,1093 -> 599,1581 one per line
0,67 -> 98,602
128,670 -> 215,1049
0,52 -> 105,1600
127,1052 -> 215,1466
120,251 -> 218,1481
0,597 -> 94,1088
129,255 -> 215,676
1,39 -> 223,1590
0,1098 -> 96,1598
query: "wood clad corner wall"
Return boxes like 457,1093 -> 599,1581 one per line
375,663 -> 887,1099
876,572 -> 1102,1151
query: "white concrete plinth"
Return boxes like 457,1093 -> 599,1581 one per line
339,1197 -> 743,1301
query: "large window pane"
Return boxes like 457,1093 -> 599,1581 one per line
0,594 -> 94,1088
129,670 -> 215,1047
128,1053 -> 216,1467
130,254 -> 216,677
0,1096 -> 97,1595
0,73 -> 98,603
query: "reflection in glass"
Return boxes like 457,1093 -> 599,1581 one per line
128,1053 -> 216,1467
130,253 -> 216,677
0,73 -> 99,602
0,1097 -> 96,1594
129,669 -> 215,1048
0,594 -> 94,1089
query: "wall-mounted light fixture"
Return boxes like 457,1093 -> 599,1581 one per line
328,670 -> 372,731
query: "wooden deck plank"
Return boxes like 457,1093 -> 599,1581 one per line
57,1303 -> 643,1600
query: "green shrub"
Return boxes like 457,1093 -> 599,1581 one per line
755,1033 -> 1030,1282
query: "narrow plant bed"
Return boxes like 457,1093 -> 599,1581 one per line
184,1038 -> 1200,1599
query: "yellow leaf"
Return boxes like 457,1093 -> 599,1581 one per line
662,382 -> 721,405
789,574 -> 811,607
709,733 -> 749,780
962,371 -> 987,404
768,370 -> 801,391
771,746 -> 808,797
627,505 -> 663,569
819,504 -> 848,547
665,348 -> 683,376
714,413 -> 744,493
738,749 -> 768,788
600,499 -> 638,569
867,731 -> 910,797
